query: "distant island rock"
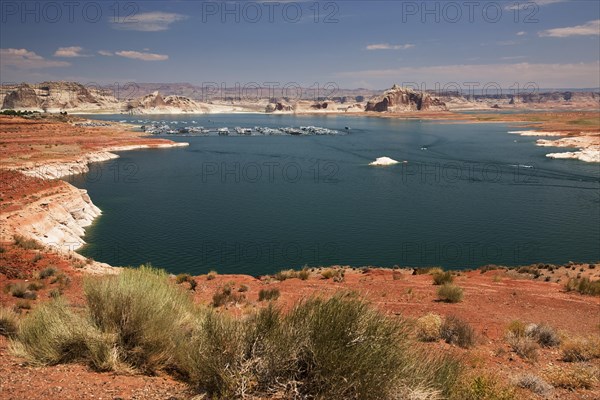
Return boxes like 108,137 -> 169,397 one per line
366,84 -> 447,112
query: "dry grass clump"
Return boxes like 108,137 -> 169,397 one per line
206,270 -> 217,280
436,284 -> 464,303
544,365 -> 598,390
175,273 -> 197,291
513,374 -> 553,397
0,307 -> 19,338
440,316 -> 475,348
258,287 -> 280,302
450,374 -> 516,400
561,336 -> 600,362
506,335 -> 538,362
416,313 -> 442,342
274,268 -> 310,281
432,271 -> 454,286
212,284 -> 246,307
13,234 -> 43,250
38,267 -> 57,279
321,268 -> 345,282
565,277 -> 600,296
4,282 -> 37,300
9,300 -> 114,370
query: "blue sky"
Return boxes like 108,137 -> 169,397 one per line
1,0 -> 599,89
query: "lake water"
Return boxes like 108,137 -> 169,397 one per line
70,114 -> 600,275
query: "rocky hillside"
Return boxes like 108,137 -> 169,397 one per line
366,85 -> 447,112
0,82 -> 122,113
125,91 -> 210,114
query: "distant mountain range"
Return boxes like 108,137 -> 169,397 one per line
1,81 -> 598,114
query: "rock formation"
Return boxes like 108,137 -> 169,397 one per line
1,82 -> 121,112
365,85 -> 447,112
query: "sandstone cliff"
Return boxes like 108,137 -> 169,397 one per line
365,85 -> 447,112
1,82 -> 122,112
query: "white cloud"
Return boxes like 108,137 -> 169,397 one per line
0,48 -> 70,69
336,62 -> 600,88
54,46 -> 87,57
115,50 -> 169,61
366,43 -> 414,51
539,20 -> 600,37
98,50 -> 113,56
111,12 -> 187,31
516,31 -> 527,36
506,0 -> 568,10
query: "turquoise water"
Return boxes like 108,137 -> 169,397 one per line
70,114 -> 600,275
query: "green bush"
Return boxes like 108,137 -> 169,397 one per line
83,265 -> 194,372
437,284 -> 464,303
38,267 -> 57,279
432,271 -> 454,285
10,299 -> 112,369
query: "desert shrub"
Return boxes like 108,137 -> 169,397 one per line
298,268 -> 310,280
212,284 -> 245,307
0,307 -> 19,338
507,335 -> 538,362
27,281 -> 44,291
10,299 -> 113,370
50,273 -> 71,290
258,288 -> 280,302
416,313 -> 442,342
561,337 -> 600,362
544,365 -> 597,390
565,277 -> 600,296
274,269 -> 297,281
15,300 -> 31,310
13,235 -> 43,250
320,268 -> 345,282
432,271 -> 454,285
48,288 -> 61,298
450,374 -> 516,400
206,270 -> 217,280
526,323 -> 560,347
22,291 -> 37,300
83,265 -> 194,372
6,282 -> 28,298
514,374 -> 553,396
440,316 -> 475,348
175,273 -> 197,291
238,284 -> 249,292
175,309 -> 246,397
436,284 -> 464,303
176,273 -> 192,284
